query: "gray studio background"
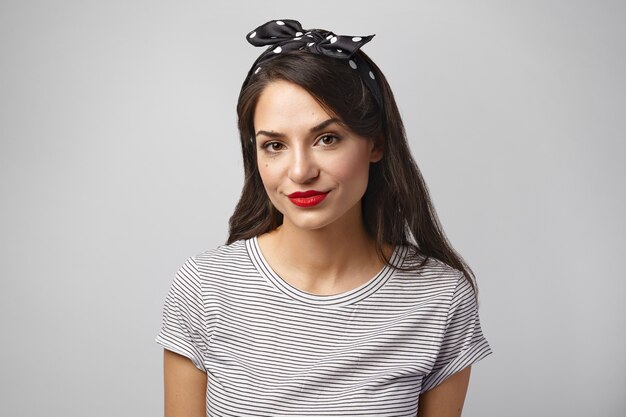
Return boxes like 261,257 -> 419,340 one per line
1,1 -> 624,416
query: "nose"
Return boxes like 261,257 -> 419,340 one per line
288,146 -> 319,184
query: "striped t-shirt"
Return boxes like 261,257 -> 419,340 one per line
156,237 -> 492,416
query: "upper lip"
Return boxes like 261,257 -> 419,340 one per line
287,190 -> 328,198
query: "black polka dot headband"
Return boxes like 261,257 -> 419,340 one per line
244,19 -> 383,108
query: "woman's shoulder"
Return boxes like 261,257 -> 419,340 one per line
395,245 -> 466,286
182,239 -> 256,278
397,244 -> 461,273
193,238 -> 248,263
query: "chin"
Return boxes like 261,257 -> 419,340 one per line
272,196 -> 363,232
282,207 -> 360,233
282,216 -> 335,232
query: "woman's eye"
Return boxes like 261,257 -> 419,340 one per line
318,135 -> 339,146
263,142 -> 284,152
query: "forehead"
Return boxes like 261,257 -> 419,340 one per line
253,80 -> 335,132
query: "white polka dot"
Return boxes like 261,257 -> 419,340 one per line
369,71 -> 375,79
249,31 -> 256,38
307,42 -> 315,47
276,20 -> 285,25
349,60 -> 357,69
330,36 -> 338,44
295,32 -> 303,36
326,34 -> 333,40
352,36 -> 362,42
306,34 -> 313,38
273,46 -> 282,53
255,67 -> 261,74
294,37 -> 302,40
336,49 -> 343,53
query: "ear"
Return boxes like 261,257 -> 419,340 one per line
369,135 -> 384,163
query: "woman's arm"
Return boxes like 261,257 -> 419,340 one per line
164,349 -> 207,417
417,366 -> 471,417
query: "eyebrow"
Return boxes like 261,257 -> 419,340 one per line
255,118 -> 341,138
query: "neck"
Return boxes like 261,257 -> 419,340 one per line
261,204 -> 386,292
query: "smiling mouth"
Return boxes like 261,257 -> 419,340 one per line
287,190 -> 329,207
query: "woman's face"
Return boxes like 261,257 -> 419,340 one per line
253,80 -> 382,232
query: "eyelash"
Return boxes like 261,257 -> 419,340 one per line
261,134 -> 341,153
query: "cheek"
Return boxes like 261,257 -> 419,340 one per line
256,153 -> 268,177
328,148 -> 372,184
257,158 -> 279,192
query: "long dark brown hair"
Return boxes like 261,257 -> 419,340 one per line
227,50 -> 478,296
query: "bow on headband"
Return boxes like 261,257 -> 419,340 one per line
244,19 -> 383,107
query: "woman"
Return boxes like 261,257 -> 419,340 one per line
157,19 -> 492,416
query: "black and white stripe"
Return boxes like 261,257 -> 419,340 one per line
156,237 -> 492,416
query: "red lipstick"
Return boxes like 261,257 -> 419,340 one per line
287,190 -> 329,207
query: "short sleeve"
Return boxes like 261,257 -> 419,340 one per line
155,256 -> 208,372
421,273 -> 493,392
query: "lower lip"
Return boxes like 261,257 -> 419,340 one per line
288,193 -> 328,207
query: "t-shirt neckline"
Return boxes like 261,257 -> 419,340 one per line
246,236 -> 406,306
